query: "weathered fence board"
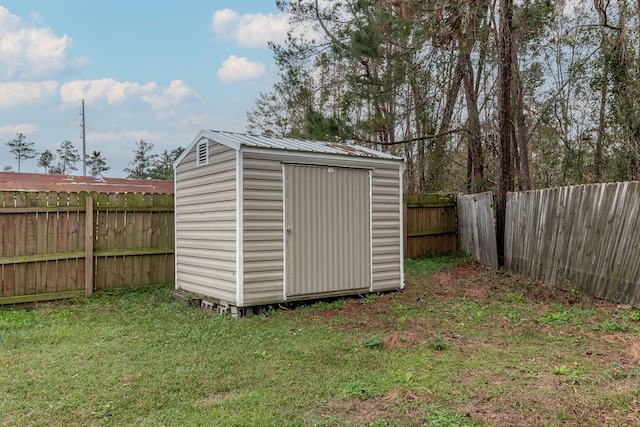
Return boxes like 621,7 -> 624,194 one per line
404,193 -> 457,258
505,182 -> 640,306
457,192 -> 498,269
0,190 -> 174,305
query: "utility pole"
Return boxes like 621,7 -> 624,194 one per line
80,99 -> 87,175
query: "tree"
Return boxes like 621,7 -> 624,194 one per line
595,0 -> 640,181
86,151 -> 110,177
37,150 -> 55,174
124,139 -> 157,179
6,133 -> 37,172
148,147 -> 184,180
251,0 -> 639,198
247,65 -> 316,138
54,140 -> 80,175
3,166 -> 12,172
255,0 -> 469,192
496,0 -> 515,266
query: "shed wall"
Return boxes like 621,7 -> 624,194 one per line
371,165 -> 403,290
175,142 -> 237,302
241,151 -> 402,305
241,154 -> 284,304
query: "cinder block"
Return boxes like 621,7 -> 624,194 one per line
201,300 -> 214,311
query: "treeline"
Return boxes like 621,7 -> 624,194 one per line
3,133 -> 182,180
247,0 -> 640,193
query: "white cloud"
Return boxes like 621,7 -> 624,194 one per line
141,80 -> 200,110
0,123 -> 37,137
0,6 -> 87,79
212,8 -> 288,48
217,55 -> 266,83
212,9 -> 239,37
0,81 -> 58,108
59,78 -> 157,105
60,79 -> 200,110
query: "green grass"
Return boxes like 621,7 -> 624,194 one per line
1,254 -> 639,426
403,251 -> 466,276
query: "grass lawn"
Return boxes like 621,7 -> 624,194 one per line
1,253 -> 640,426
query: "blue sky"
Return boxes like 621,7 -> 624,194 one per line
0,1 -> 288,176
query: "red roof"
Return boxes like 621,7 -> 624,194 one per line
0,172 -> 174,193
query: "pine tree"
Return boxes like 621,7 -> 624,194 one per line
148,147 -> 184,180
86,151 -> 110,177
37,150 -> 55,174
124,140 -> 157,179
55,140 -> 80,175
6,133 -> 37,172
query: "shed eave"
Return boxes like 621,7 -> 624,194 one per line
241,146 -> 404,166
177,130 -> 404,167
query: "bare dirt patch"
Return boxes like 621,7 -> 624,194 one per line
318,388 -> 432,426
295,261 -> 640,426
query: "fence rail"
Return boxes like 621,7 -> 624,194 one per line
404,193 -> 457,258
0,190 -> 174,305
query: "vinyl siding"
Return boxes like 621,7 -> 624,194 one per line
241,151 -> 402,305
371,165 -> 402,291
175,142 -> 237,303
241,154 -> 284,304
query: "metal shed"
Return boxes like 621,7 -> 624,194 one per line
173,130 -> 404,313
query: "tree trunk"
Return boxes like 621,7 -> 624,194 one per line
512,48 -> 532,191
496,0 -> 514,266
460,50 -> 484,192
594,56 -> 608,182
427,56 -> 464,191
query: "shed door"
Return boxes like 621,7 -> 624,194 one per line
284,164 -> 371,297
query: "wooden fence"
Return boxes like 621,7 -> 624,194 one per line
457,192 -> 498,269
404,193 -> 457,258
0,191 -> 174,305
505,182 -> 640,305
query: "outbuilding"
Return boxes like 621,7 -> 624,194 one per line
173,130 -> 404,314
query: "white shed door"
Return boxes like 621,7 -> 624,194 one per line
284,164 -> 371,297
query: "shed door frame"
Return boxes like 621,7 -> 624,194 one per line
282,163 -> 373,299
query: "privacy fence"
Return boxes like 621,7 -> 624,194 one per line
0,191 -> 174,305
7,185 -> 637,306
505,181 -> 640,306
404,193 -> 457,258
457,192 -> 498,269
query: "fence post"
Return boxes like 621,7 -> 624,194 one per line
403,198 -> 408,259
85,195 -> 94,297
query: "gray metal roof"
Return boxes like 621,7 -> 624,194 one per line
203,130 -> 402,161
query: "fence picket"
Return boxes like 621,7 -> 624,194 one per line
457,192 -> 498,269
14,192 -> 27,297
404,194 -> 457,258
506,181 -> 640,306
0,189 -> 175,304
